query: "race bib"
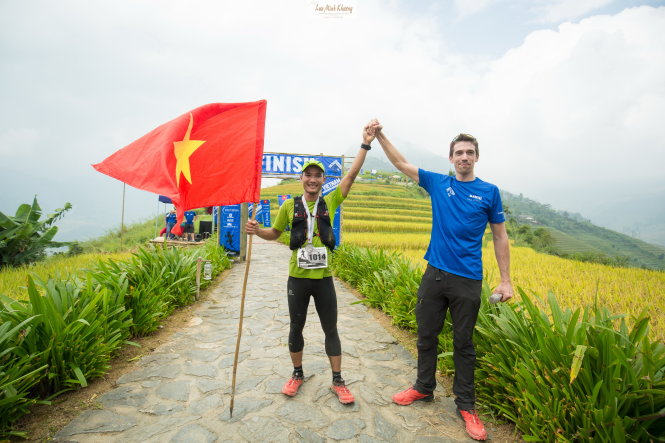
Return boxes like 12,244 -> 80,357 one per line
297,246 -> 328,269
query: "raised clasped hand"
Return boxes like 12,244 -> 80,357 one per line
363,119 -> 383,144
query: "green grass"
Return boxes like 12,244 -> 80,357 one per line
81,217 -> 162,253
81,212 -> 213,253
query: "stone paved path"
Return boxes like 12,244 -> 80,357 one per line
53,240 -> 489,442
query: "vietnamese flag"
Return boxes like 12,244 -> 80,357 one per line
93,100 -> 267,236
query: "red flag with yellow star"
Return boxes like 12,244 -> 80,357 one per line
93,101 -> 267,236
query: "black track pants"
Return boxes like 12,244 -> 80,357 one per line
287,276 -> 341,356
413,264 -> 482,410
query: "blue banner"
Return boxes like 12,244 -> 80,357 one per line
278,194 -> 291,206
248,202 -> 262,222
247,200 -> 272,227
322,177 -> 342,247
220,205 -> 240,255
261,199 -> 271,227
263,153 -> 343,177
277,195 -> 291,231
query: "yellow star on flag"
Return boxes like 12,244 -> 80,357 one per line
173,113 -> 206,186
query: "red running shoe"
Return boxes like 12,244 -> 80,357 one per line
457,408 -> 487,441
330,381 -> 355,404
281,376 -> 303,397
392,387 -> 434,405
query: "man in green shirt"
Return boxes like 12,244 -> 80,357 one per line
245,127 -> 373,404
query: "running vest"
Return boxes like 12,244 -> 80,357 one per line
289,195 -> 336,251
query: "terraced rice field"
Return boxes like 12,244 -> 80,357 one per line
0,252 -> 131,301
261,181 -> 665,341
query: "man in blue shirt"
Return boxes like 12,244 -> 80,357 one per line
368,120 -> 513,441
165,209 -> 177,240
184,210 -> 197,242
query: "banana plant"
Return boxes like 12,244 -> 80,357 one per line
0,197 -> 72,267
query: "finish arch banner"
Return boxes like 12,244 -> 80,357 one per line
262,153 -> 343,177
220,153 -> 344,253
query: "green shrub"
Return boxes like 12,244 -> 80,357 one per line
0,198 -> 71,268
474,289 -> 665,442
191,239 -> 234,290
331,244 -> 420,330
0,240 -> 233,436
90,242 -> 231,336
0,277 -> 132,397
89,258 -> 169,337
0,315 -> 48,438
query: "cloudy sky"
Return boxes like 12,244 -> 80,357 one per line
2,0 -> 664,245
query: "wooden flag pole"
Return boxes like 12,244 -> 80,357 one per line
229,203 -> 256,418
120,183 -> 126,250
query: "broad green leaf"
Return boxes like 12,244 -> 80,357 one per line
570,345 -> 587,384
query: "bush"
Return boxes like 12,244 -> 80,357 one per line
474,289 -> 665,441
89,258 -> 169,337
0,198 -> 71,268
0,240 -> 233,436
0,315 -> 48,439
330,244 -> 420,330
0,277 -> 132,396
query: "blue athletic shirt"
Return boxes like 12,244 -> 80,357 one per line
184,210 -> 196,224
418,169 -> 505,280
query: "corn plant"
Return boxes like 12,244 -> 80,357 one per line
0,237 -> 232,436
131,247 -> 195,307
91,252 -> 173,337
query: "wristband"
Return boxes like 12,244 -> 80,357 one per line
361,143 -> 372,151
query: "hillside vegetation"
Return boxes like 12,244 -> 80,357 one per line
260,181 -> 665,341
503,191 -> 665,270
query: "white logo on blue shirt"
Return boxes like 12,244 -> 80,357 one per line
469,194 -> 482,201
446,186 -> 455,197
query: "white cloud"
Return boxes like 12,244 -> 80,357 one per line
0,1 -> 663,242
452,6 -> 665,216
